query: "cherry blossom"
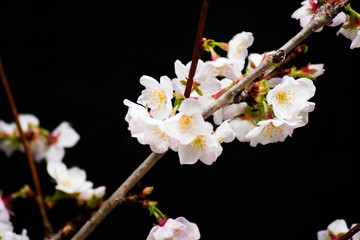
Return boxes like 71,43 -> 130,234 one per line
147,217 -> 200,240
47,161 -> 93,195
195,57 -> 240,83
172,59 -> 221,97
245,118 -> 298,147
161,99 -> 212,145
267,76 -> 315,120
137,75 -> 174,120
124,100 -> 177,153
177,120 -> 235,165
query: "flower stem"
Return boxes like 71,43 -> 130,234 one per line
0,57 -> 53,236
184,0 -> 210,98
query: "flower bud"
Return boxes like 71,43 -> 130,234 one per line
141,186 -> 154,197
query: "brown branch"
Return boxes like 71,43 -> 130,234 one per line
0,57 -> 53,236
184,0 -> 210,98
71,152 -> 166,240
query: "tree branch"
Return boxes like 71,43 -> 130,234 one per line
0,58 -> 53,236
71,2 -> 347,240
71,152 -> 166,240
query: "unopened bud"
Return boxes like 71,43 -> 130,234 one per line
141,186 -> 154,197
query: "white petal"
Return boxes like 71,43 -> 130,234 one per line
328,219 -> 349,235
174,60 -> 187,80
350,31 -> 360,49
53,122 -> 80,148
317,230 -> 330,240
46,146 -> 65,163
178,99 -> 203,116
178,144 -> 202,165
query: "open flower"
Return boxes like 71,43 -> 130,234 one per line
124,100 -> 177,153
137,75 -> 174,120
161,99 -> 212,145
267,76 -> 315,120
245,118 -> 298,147
177,121 -> 234,165
47,162 -> 93,194
147,217 -> 200,240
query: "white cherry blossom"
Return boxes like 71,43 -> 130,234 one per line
147,217 -> 200,240
172,59 -> 221,97
177,121 -> 234,165
47,161 -> 93,194
195,57 -> 240,83
137,75 -> 174,120
267,76 -> 315,120
124,100 -> 177,153
245,118 -> 298,147
161,99 -> 212,145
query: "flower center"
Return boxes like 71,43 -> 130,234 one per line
263,123 -> 284,138
154,128 -> 171,142
235,43 -> 244,57
190,136 -> 207,151
174,229 -> 181,237
61,179 -> 72,187
179,115 -> 194,134
149,89 -> 165,109
276,90 -> 295,108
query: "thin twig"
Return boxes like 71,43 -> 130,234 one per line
184,0 -> 210,98
71,2 -> 347,240
0,58 -> 53,236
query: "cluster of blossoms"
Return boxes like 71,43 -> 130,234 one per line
124,31 -> 324,165
317,219 -> 359,240
0,195 -> 29,240
0,115 -> 105,207
292,0 -> 360,49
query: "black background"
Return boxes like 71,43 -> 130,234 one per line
0,1 -> 360,239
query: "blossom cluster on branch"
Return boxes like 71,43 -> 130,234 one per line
292,0 -> 360,49
0,115 -> 106,209
124,31 -> 324,165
